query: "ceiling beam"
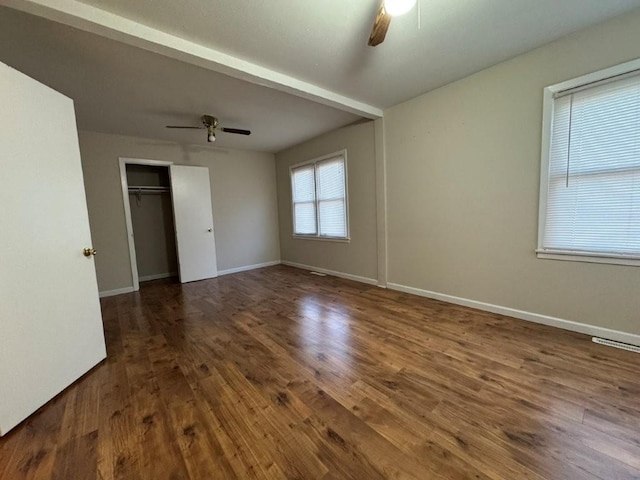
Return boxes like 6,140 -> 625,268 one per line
4,0 -> 383,119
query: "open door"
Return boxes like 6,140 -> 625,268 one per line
0,63 -> 106,436
170,165 -> 218,282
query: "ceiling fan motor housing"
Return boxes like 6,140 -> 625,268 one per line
202,115 -> 218,142
201,115 -> 219,128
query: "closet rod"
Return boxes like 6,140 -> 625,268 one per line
128,185 -> 171,194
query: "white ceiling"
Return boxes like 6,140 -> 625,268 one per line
2,0 -> 640,152
73,0 -> 640,108
0,7 -> 361,153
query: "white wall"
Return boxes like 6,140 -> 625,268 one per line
275,121 -> 379,282
384,10 -> 640,335
79,131 -> 280,293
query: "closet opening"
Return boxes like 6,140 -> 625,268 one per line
120,157 -> 219,290
120,158 -> 177,290
127,164 -> 178,285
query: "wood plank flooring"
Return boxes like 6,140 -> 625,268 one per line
1,265 -> 640,479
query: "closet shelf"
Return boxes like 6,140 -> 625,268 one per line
128,185 -> 171,194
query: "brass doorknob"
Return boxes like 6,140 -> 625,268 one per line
83,247 -> 97,257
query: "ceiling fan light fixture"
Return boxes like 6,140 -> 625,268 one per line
383,0 -> 416,16
207,122 -> 216,142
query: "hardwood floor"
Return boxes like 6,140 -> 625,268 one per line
1,265 -> 640,479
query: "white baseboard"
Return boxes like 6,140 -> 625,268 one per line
139,272 -> 177,282
99,263 -> 281,296
218,260 -> 281,276
387,282 -> 640,347
99,286 -> 135,298
282,261 -> 378,286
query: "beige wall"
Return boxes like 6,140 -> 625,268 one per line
79,131 -> 280,292
128,192 -> 178,279
385,11 -> 640,334
275,121 -> 378,281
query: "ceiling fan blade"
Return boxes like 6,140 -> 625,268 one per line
165,125 -> 204,129
368,2 -> 391,47
221,127 -> 251,135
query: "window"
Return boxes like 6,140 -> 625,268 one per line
538,60 -> 640,266
290,151 -> 349,240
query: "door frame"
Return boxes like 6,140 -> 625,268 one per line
119,157 -> 174,291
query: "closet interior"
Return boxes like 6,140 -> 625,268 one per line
126,164 -> 178,283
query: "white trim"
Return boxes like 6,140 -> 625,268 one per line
218,260 -> 281,276
537,85 -> 554,251
291,235 -> 350,243
387,282 -> 640,348
290,150 -> 348,170
119,157 -> 175,167
119,157 -> 174,292
139,272 -> 177,282
282,261 -> 378,286
374,117 -> 388,287
4,0 -> 383,119
99,286 -> 135,298
549,58 -> 640,96
536,251 -> 640,267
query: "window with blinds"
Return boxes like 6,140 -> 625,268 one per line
290,151 -> 348,240
291,165 -> 317,235
538,61 -> 640,265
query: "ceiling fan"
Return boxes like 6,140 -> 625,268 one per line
166,115 -> 251,142
368,0 -> 417,46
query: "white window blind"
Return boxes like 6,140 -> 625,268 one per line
291,165 -> 317,235
290,152 -> 348,239
317,158 -> 347,238
541,72 -> 640,259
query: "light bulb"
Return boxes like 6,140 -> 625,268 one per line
384,0 -> 416,16
208,134 -> 216,143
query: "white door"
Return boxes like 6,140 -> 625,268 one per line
170,165 -> 218,282
0,63 -> 106,436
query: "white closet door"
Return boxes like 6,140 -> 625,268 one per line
170,165 -> 218,282
0,63 -> 106,436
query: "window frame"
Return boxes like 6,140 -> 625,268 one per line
290,149 -> 350,242
537,58 -> 640,267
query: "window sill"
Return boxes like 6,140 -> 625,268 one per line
292,235 -> 350,244
536,249 -> 640,267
